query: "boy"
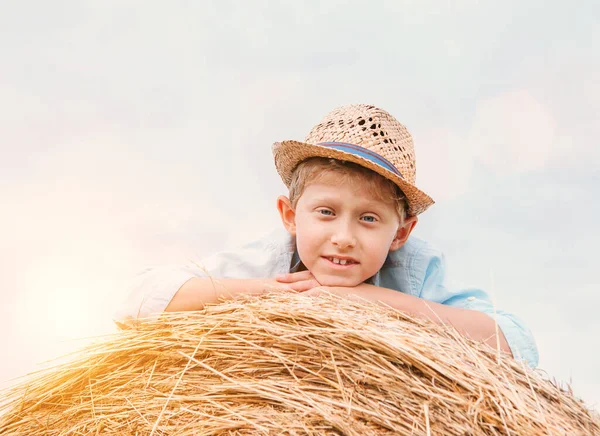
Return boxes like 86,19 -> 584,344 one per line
115,104 -> 538,368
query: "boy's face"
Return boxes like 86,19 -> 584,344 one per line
279,172 -> 416,287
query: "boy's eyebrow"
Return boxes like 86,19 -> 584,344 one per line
309,195 -> 391,211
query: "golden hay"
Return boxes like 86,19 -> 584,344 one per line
0,293 -> 598,435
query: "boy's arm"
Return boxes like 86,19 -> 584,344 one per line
310,284 -> 511,353
113,229 -> 296,326
165,277 -> 262,312
165,277 -> 287,312
279,249 -> 538,367
167,272 -> 321,312
114,273 -> 291,327
396,242 -> 537,367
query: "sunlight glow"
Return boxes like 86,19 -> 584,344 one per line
17,262 -> 106,342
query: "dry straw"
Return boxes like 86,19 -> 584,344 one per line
0,292 -> 598,435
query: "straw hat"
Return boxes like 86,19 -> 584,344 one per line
272,104 -> 435,216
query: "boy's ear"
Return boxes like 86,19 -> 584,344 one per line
277,195 -> 297,235
389,216 -> 418,252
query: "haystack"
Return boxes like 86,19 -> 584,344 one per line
0,292 -> 598,435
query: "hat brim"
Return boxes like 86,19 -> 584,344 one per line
273,140 -> 435,216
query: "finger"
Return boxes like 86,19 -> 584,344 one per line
275,274 -> 288,283
278,271 -> 314,283
287,280 -> 316,293
275,271 -> 313,283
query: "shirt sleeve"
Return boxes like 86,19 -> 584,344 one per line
416,246 -> 539,368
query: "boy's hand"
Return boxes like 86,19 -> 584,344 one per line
275,271 -> 322,292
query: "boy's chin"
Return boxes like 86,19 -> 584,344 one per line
313,274 -> 363,288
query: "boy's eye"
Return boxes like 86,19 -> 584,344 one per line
318,209 -> 334,216
361,215 -> 377,223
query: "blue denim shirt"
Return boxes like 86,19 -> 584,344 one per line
115,227 -> 538,367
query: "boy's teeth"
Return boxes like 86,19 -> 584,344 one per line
330,257 -> 350,265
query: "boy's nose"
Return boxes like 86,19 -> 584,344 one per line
331,227 -> 356,249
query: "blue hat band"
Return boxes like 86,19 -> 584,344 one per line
317,142 -> 403,179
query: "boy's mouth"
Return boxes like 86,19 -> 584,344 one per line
322,256 -> 359,266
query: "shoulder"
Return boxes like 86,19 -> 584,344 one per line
379,235 -> 446,296
385,235 -> 444,269
233,227 -> 293,254
200,227 -> 295,278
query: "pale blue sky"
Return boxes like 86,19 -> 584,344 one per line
1,1 -> 598,411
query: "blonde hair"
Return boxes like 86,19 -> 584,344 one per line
288,157 -> 408,224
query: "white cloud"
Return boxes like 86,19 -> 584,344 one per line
444,39 -> 462,57
468,90 -> 557,174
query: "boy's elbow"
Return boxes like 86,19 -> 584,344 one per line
114,265 -> 201,326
